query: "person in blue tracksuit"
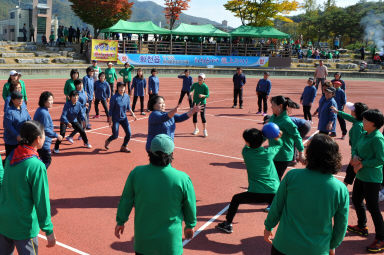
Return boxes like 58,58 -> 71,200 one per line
331,72 -> 346,91
177,69 -> 193,107
147,68 -> 159,111
33,91 -> 63,168
3,91 -> 31,158
83,67 -> 94,129
54,90 -> 91,153
105,82 -> 137,153
318,87 -> 337,135
67,79 -> 88,142
4,81 -> 26,113
332,80 -> 347,138
232,67 -> 246,109
300,78 -> 317,121
94,72 -> 110,119
256,72 -> 272,115
130,68 -> 147,115
146,95 -> 201,152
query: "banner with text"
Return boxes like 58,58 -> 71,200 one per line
91,39 -> 119,62
117,53 -> 269,67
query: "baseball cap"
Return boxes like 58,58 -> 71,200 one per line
263,114 -> 271,124
92,59 -> 97,63
9,70 -> 18,76
332,80 -> 342,86
198,73 -> 206,79
345,102 -> 355,111
150,134 -> 174,155
325,87 -> 336,93
107,62 -> 113,65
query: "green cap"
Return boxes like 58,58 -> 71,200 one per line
150,134 -> 174,155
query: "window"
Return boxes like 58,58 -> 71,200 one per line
4,29 -> 7,34
38,0 -> 48,3
10,12 -> 15,19
38,8 -> 47,14
37,17 -> 46,33
10,29 -> 14,32
19,14 -> 21,18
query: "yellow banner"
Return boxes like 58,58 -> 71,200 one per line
91,39 -> 119,62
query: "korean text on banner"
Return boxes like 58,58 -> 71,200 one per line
91,39 -> 119,62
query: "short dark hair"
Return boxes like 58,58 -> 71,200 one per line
69,90 -> 79,98
334,72 -> 342,78
74,79 -> 82,86
184,69 -> 189,73
117,81 -> 125,88
306,134 -> 342,174
70,69 -> 79,79
237,67 -> 242,70
148,151 -> 174,166
98,72 -> 105,79
38,91 -> 54,107
264,71 -> 270,75
19,121 -> 44,146
354,102 -> 368,121
270,95 -> 300,111
151,68 -> 157,74
11,91 -> 23,100
362,109 -> 384,129
124,62 -> 129,66
136,68 -> 144,79
243,128 -> 264,148
148,95 -> 164,111
86,67 -> 93,74
9,81 -> 21,93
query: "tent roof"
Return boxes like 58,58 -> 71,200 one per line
230,25 -> 290,39
101,20 -> 171,35
171,23 -> 230,37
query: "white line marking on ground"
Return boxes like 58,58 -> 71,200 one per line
182,205 -> 230,247
37,234 -> 90,255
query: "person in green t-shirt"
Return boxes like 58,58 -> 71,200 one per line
2,70 -> 28,104
119,62 -> 135,94
347,109 -> 384,253
90,59 -> 102,81
216,128 -> 282,233
264,134 -> 349,255
105,62 -> 118,97
0,121 -> 56,253
190,73 -> 209,137
64,69 -> 79,101
115,134 -> 196,255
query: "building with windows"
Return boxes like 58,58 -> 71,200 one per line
0,0 -> 53,42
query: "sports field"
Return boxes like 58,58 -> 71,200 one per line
1,75 -> 384,255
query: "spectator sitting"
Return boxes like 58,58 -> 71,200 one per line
334,50 -> 340,59
373,53 -> 382,64
58,36 -> 66,47
314,48 -> 320,59
320,49 -> 327,59
49,33 -> 55,46
307,48 -> 313,58
327,51 -> 333,60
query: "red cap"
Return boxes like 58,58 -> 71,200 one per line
332,81 -> 342,86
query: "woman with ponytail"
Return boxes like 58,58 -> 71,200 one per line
269,96 -> 305,180
0,121 -> 56,254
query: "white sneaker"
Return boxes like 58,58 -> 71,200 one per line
193,128 -> 199,135
66,136 -> 74,144
84,143 -> 92,149
380,190 -> 384,202
53,149 -> 60,154
203,129 -> 208,137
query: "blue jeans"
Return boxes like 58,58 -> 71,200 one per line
0,234 -> 38,255
107,118 -> 131,147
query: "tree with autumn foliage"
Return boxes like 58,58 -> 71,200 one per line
164,0 -> 190,30
69,0 -> 134,38
224,0 -> 300,27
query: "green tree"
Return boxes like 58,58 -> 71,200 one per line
69,0 -> 134,38
224,0 -> 300,27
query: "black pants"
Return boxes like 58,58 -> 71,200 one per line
124,81 -> 131,94
147,93 -> 158,111
344,163 -> 356,185
315,78 -> 325,91
95,99 -> 109,116
233,88 -> 243,107
303,105 -> 312,121
132,96 -> 144,112
274,161 -> 289,180
54,122 -> 88,150
108,82 -> 114,97
136,253 -> 143,255
319,130 -> 329,135
352,178 -> 384,240
178,91 -> 193,108
38,148 -> 52,169
337,115 -> 347,136
271,246 -> 285,255
226,192 -> 275,223
257,92 -> 268,113
5,144 -> 18,159
193,103 -> 206,123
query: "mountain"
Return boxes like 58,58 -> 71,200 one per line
0,0 -> 225,30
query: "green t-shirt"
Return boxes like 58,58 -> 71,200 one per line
116,164 -> 196,255
242,139 -> 282,193
265,168 -> 349,254
64,79 -> 76,97
0,156 -> 53,240
269,111 -> 304,161
119,65 -> 135,82
337,111 -> 364,156
190,82 -> 209,105
2,80 -> 28,102
105,68 -> 118,84
354,129 -> 384,183
81,37 -> 88,44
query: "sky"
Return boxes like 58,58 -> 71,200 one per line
148,0 -> 377,28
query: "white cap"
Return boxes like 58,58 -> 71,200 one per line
9,70 -> 18,76
107,62 -> 113,65
198,73 -> 206,79
346,102 -> 355,111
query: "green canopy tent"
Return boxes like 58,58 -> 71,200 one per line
230,25 -> 290,39
100,20 -> 171,35
171,23 -> 230,37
